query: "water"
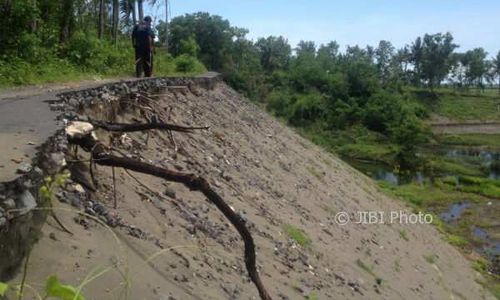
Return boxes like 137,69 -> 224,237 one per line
344,158 -> 423,185
445,149 -> 499,161
444,148 -> 500,179
473,226 -> 500,257
345,148 -> 500,185
343,147 -> 500,268
441,202 -> 471,222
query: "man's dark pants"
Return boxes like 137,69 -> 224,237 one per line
135,47 -> 153,77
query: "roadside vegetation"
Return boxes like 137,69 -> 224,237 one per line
0,1 -> 204,88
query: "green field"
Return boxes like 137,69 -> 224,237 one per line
421,89 -> 500,121
437,134 -> 500,148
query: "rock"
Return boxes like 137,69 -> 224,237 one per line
68,98 -> 80,106
73,184 -> 85,194
33,167 -> 43,176
16,163 -> 32,174
65,121 -> 94,139
173,274 -> 188,282
186,224 -> 196,235
49,232 -> 57,241
93,203 -> 107,216
18,190 -> 37,215
164,187 -> 176,199
151,197 -> 167,215
63,192 -> 82,208
0,216 -> 6,227
50,152 -> 67,168
3,198 -> 16,210
121,83 -> 131,94
200,204 -> 210,214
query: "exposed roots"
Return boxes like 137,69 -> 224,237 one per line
67,129 -> 273,300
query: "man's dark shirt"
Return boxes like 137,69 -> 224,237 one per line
132,23 -> 155,51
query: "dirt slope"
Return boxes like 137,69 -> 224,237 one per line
9,81 -> 494,300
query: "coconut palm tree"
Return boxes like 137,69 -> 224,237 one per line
112,0 -> 119,43
138,0 -> 144,21
120,0 -> 137,27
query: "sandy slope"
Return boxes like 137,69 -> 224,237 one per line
9,81 -> 494,300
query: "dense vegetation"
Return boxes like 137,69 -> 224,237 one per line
0,1 -> 204,87
161,12 -> 500,169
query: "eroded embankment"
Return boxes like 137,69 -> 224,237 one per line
2,76 -> 496,300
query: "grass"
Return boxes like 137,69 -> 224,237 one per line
425,157 -> 485,177
356,259 -> 377,277
410,88 -> 500,121
297,125 -> 398,165
305,292 -> 319,300
457,176 -> 500,198
306,165 -> 323,181
437,134 -> 500,149
423,254 -> 438,264
379,181 -> 453,208
393,259 -> 402,273
436,93 -> 500,121
399,229 -> 409,241
338,143 -> 397,164
356,259 -> 384,285
0,48 -> 205,88
446,234 -> 469,248
283,224 -> 312,248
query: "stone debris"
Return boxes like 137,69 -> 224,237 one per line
16,163 -> 32,174
65,121 -> 94,139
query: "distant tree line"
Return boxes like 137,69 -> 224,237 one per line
164,13 -> 500,93
162,12 -> 500,167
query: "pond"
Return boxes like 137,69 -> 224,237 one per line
343,147 -> 500,273
440,202 -> 471,222
343,158 -> 424,185
345,148 -> 500,186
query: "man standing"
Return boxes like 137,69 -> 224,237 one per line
132,16 -> 155,77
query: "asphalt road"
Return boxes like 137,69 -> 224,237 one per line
0,92 -> 59,182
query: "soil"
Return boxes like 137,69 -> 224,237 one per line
429,114 -> 500,134
6,81 -> 495,299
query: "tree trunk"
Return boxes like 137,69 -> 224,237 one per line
165,0 -> 169,50
59,0 -> 74,43
98,0 -> 104,39
31,0 -> 37,32
138,0 -> 144,21
112,0 -> 119,44
132,0 -> 137,25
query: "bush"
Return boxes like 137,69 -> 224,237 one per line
175,54 -> 197,73
65,31 -> 132,74
288,92 -> 327,126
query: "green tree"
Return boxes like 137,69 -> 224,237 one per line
410,36 -> 424,86
492,51 -> 500,93
169,12 -> 243,70
255,36 -> 291,72
295,40 -> 316,58
420,32 -> 458,89
374,40 -> 395,85
463,48 -> 488,89
317,41 -> 340,71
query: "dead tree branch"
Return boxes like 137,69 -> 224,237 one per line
88,119 -> 210,133
67,132 -> 272,300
